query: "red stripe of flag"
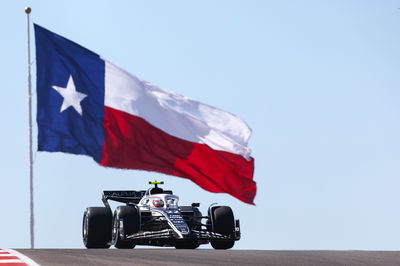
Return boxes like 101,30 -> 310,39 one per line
101,107 -> 256,204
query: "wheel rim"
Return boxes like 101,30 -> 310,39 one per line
112,215 -> 119,244
82,212 -> 88,245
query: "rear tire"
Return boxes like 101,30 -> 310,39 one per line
112,205 -> 140,249
82,207 -> 112,249
210,206 -> 235,250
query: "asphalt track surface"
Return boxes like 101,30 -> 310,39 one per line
16,249 -> 400,266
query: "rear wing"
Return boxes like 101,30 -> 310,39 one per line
102,190 -> 173,209
103,190 -> 146,204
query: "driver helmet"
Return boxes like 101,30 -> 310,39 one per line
152,198 -> 164,208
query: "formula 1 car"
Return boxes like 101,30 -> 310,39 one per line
82,181 -> 240,249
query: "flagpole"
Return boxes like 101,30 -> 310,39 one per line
25,6 -> 35,249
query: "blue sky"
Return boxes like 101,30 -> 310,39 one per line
1,1 -> 400,249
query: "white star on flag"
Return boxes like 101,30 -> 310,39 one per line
52,75 -> 87,115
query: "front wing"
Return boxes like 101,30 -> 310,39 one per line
122,220 -> 241,241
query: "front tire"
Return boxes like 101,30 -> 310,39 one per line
210,206 -> 235,250
82,207 -> 112,248
112,205 -> 140,249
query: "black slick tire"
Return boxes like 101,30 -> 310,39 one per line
82,207 -> 112,249
112,205 -> 140,249
210,206 -> 235,250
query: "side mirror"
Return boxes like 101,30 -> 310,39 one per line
191,202 -> 200,207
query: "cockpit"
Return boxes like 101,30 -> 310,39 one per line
140,181 -> 178,209
140,194 -> 179,209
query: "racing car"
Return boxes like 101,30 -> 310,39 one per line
82,181 -> 240,249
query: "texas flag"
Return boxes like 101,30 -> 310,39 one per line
34,24 -> 256,204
